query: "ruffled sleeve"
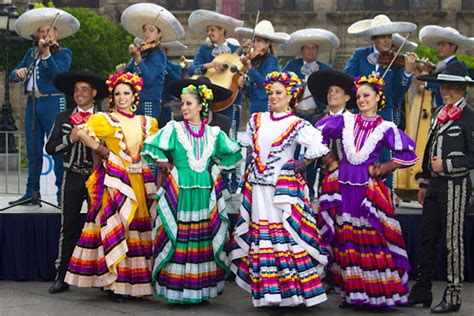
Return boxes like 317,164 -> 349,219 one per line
314,114 -> 345,146
295,121 -> 330,159
213,129 -> 243,170
78,112 -> 117,142
240,113 -> 258,148
384,125 -> 419,167
141,121 -> 176,163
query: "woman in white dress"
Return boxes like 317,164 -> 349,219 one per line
230,71 -> 330,307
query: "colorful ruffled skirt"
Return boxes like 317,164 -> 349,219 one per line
65,154 -> 156,296
152,165 -> 231,303
230,160 -> 328,307
317,169 -> 410,308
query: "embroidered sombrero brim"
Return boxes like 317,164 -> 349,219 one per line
53,70 -> 108,99
419,25 -> 474,51
307,70 -> 356,109
285,28 -> 340,56
188,9 -> 244,38
167,77 -> 232,103
234,27 -> 289,44
348,14 -> 416,37
121,3 -> 184,42
416,73 -> 474,85
15,8 -> 80,40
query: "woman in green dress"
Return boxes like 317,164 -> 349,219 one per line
142,77 -> 242,303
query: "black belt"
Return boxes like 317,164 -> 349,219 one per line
68,167 -> 92,175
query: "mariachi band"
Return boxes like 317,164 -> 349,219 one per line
8,3 -> 474,314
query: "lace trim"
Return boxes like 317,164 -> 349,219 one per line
342,113 -> 393,165
174,121 -> 218,173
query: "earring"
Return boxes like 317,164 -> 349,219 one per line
131,103 -> 137,112
285,105 -> 292,113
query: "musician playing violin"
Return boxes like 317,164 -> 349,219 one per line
344,14 -> 417,190
117,3 -> 184,121
9,8 -> 78,206
235,20 -> 287,115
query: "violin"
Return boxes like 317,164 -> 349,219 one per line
139,41 -> 158,53
378,50 -> 436,73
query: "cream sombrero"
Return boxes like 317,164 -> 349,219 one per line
419,25 -> 474,51
234,20 -> 289,44
15,7 -> 80,40
348,14 -> 416,37
121,3 -> 184,42
188,9 -> 243,38
285,28 -> 340,56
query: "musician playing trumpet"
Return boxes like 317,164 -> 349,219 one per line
117,3 -> 184,121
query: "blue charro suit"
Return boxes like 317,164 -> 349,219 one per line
244,53 -> 281,114
343,46 -> 412,122
426,56 -> 462,107
125,48 -> 166,120
282,58 -> 332,112
10,46 -> 71,201
343,46 -> 412,189
159,59 -> 182,128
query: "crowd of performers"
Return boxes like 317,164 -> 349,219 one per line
7,3 -> 474,314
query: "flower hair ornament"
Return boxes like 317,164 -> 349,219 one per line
181,84 -> 214,117
106,72 -> 144,112
353,73 -> 386,110
263,71 -> 303,110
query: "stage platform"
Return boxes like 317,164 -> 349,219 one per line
1,194 -> 473,282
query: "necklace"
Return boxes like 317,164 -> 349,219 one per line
117,109 -> 135,118
270,111 -> 293,121
356,113 -> 382,130
184,119 -> 205,137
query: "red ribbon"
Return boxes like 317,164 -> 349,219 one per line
70,112 -> 91,125
437,104 -> 462,124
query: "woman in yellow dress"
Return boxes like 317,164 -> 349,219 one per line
64,72 -> 159,302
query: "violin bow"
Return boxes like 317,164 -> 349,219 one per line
249,10 -> 261,53
381,32 -> 411,79
142,9 -> 163,44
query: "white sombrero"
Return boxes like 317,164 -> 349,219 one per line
15,8 -> 80,40
391,33 -> 418,52
285,28 -> 340,56
188,9 -> 243,37
234,20 -> 289,44
419,25 -> 474,51
121,3 -> 184,42
348,14 -> 416,37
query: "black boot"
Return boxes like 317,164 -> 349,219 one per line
431,300 -> 461,314
8,194 -> 34,205
407,283 -> 433,308
107,290 -> 125,303
48,278 -> 69,294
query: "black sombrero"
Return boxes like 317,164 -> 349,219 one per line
307,70 -> 356,109
417,61 -> 474,85
167,76 -> 232,104
53,70 -> 108,100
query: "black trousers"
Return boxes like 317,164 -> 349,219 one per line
416,176 -> 471,305
55,170 -> 89,281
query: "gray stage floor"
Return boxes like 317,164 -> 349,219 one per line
0,281 -> 472,316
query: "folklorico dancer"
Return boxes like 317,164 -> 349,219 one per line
308,69 -> 355,203
418,26 -> 474,108
45,70 -> 108,295
409,61 -> 474,314
282,28 -> 340,119
187,9 -> 243,136
117,3 -> 184,121
9,7 -> 79,206
230,71 -> 330,307
315,73 -> 419,309
65,72 -> 159,303
235,20 -> 288,114
141,77 -> 242,304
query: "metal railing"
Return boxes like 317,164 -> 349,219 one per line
0,130 -> 23,194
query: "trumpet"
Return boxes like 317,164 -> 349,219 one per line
179,56 -> 193,69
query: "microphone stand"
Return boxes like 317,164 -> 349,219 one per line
1,35 -> 60,211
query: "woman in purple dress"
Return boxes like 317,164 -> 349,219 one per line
315,74 -> 418,309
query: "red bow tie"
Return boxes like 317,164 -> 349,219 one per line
437,104 -> 462,124
70,111 -> 91,125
